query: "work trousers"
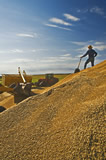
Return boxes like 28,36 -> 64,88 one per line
84,58 -> 94,69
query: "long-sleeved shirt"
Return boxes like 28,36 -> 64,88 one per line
82,49 -> 97,59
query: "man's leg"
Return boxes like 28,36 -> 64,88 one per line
84,59 -> 90,69
91,59 -> 94,67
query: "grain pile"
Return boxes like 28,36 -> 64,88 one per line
0,60 -> 106,160
0,92 -> 14,109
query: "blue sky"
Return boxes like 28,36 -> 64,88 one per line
0,0 -> 106,74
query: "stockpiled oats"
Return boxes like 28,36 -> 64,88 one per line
0,60 -> 106,160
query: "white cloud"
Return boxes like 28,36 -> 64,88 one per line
77,44 -> 106,53
49,17 -> 72,26
71,40 -> 106,52
90,6 -> 104,15
64,13 -> 80,21
71,41 -> 87,46
3,58 -> 34,64
75,42 -> 106,54
0,58 -> 36,74
60,56 -> 77,61
94,45 -> 106,51
40,54 -> 77,64
94,42 -> 104,45
0,48 -> 49,55
45,24 -> 58,28
77,9 -> 81,13
0,49 -> 24,54
75,54 -> 83,58
62,54 -> 71,57
77,46 -> 88,53
77,9 -> 88,13
45,23 -> 71,31
16,33 -> 38,38
77,7 -> 105,17
40,58 -> 64,63
31,48 -> 48,53
11,49 -> 24,53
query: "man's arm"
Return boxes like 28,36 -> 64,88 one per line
94,50 -> 97,57
80,51 -> 88,58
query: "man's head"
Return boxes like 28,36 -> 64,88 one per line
88,45 -> 93,49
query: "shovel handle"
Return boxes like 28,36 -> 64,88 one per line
77,58 -> 81,68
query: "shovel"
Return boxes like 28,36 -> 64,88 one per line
74,58 -> 81,73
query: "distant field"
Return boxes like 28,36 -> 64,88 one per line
0,74 -> 70,85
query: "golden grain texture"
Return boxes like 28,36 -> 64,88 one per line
0,60 -> 106,160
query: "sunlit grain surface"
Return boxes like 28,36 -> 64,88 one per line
0,60 -> 106,160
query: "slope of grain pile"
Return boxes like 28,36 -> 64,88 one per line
0,60 -> 106,160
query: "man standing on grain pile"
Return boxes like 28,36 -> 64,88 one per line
80,45 -> 98,69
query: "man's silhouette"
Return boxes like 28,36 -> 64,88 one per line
80,45 -> 98,69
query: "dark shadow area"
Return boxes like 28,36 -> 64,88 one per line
0,84 -> 3,94
0,91 -> 3,94
0,106 -> 6,113
14,92 -> 37,104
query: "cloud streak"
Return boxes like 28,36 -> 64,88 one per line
90,6 -> 104,15
64,13 -> 80,21
0,54 -> 78,74
41,54 -> 77,63
0,49 -> 24,54
3,58 -> 34,64
16,33 -> 38,38
71,41 -> 87,46
49,17 -> 72,26
46,13 -> 81,31
11,49 -> 24,53
62,54 -> 71,57
94,45 -> 106,51
71,41 -> 106,54
77,6 -> 105,17
45,24 -> 71,31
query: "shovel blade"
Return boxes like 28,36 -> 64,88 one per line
74,68 -> 80,73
